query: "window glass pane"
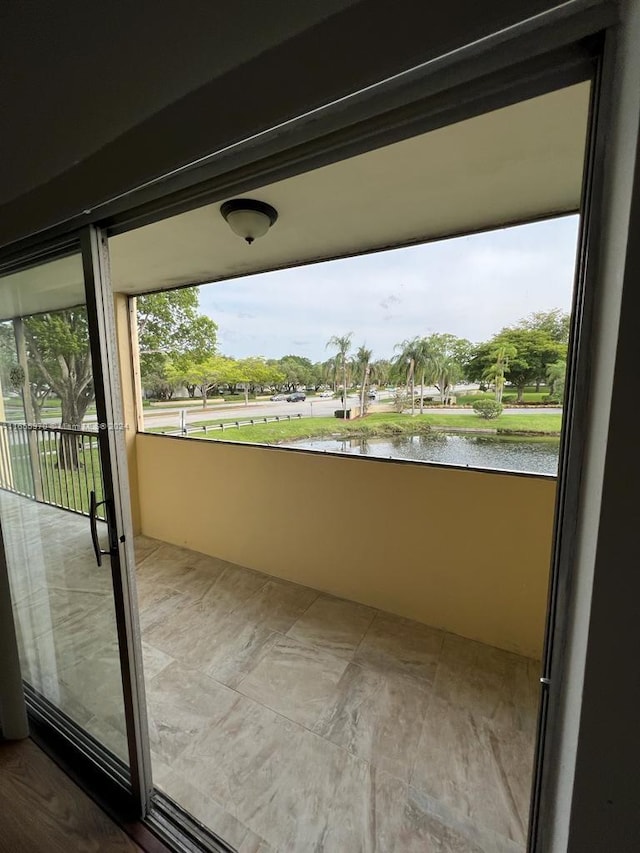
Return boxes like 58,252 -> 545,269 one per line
0,254 -> 129,765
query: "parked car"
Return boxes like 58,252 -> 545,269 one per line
318,390 -> 333,397
270,393 -> 288,401
286,392 -> 306,402
368,391 -> 376,400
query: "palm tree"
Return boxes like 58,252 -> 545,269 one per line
370,358 -> 391,390
354,345 -> 372,416
393,337 -> 433,415
432,354 -> 462,404
393,339 -> 415,415
546,359 -> 566,402
326,333 -> 353,418
413,337 -> 437,415
423,333 -> 467,405
320,357 -> 337,392
483,343 -> 517,403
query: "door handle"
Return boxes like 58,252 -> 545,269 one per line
89,490 -> 115,567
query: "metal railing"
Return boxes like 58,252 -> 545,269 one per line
167,412 -> 304,437
0,421 -> 105,518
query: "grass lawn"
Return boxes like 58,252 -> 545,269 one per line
403,412 -> 562,433
167,411 -> 563,445
2,399 -> 98,422
455,391 -> 556,405
6,438 -> 104,515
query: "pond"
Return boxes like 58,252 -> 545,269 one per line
285,432 -> 560,475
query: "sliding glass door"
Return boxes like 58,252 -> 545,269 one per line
0,231 -> 150,809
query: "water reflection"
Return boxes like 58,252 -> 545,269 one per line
286,433 -> 559,475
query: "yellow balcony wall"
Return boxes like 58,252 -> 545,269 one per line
135,432 -> 556,658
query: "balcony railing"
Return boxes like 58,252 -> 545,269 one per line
0,421 -> 105,518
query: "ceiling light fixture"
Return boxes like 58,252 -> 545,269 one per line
220,198 -> 278,244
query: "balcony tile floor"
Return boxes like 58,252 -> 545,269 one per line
3,493 -> 540,853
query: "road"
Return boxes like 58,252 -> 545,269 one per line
141,394 -> 563,431
142,396 -> 361,429
17,390 -> 562,431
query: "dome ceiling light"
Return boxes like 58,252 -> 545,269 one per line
220,198 -> 278,244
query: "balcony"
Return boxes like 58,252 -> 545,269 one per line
138,534 -> 539,851
4,434 -> 550,851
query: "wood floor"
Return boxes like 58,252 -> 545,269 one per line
4,493 -> 541,853
0,738 -> 142,853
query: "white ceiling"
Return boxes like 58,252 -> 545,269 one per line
0,255 -> 85,321
0,81 -> 590,320
109,81 -> 590,294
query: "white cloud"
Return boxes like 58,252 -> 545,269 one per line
198,216 -> 579,361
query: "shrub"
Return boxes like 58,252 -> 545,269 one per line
351,421 -> 376,436
392,390 -> 409,413
413,422 -> 432,435
8,364 -> 25,391
473,399 -> 504,419
379,422 -> 404,435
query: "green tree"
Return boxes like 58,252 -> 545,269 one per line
235,357 -> 284,404
275,355 -> 314,392
546,360 -> 567,402
24,310 -> 93,430
449,337 -> 474,381
353,345 -> 372,416
516,310 -> 570,389
309,362 -> 324,391
320,356 -> 341,393
326,333 -> 353,418
0,322 -> 16,391
424,333 -> 465,405
393,338 -> 428,415
413,338 -> 439,414
8,361 -> 52,423
518,309 -> 570,343
469,328 -> 565,402
370,358 -> 391,390
482,343 -> 517,403
22,309 -> 93,468
168,355 -> 236,409
137,289 -> 199,351
136,289 -> 217,398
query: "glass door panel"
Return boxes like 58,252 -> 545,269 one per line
0,250 -> 129,765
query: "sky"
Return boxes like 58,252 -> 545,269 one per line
198,215 -> 580,362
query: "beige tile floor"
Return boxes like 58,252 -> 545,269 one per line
3,493 -> 540,853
